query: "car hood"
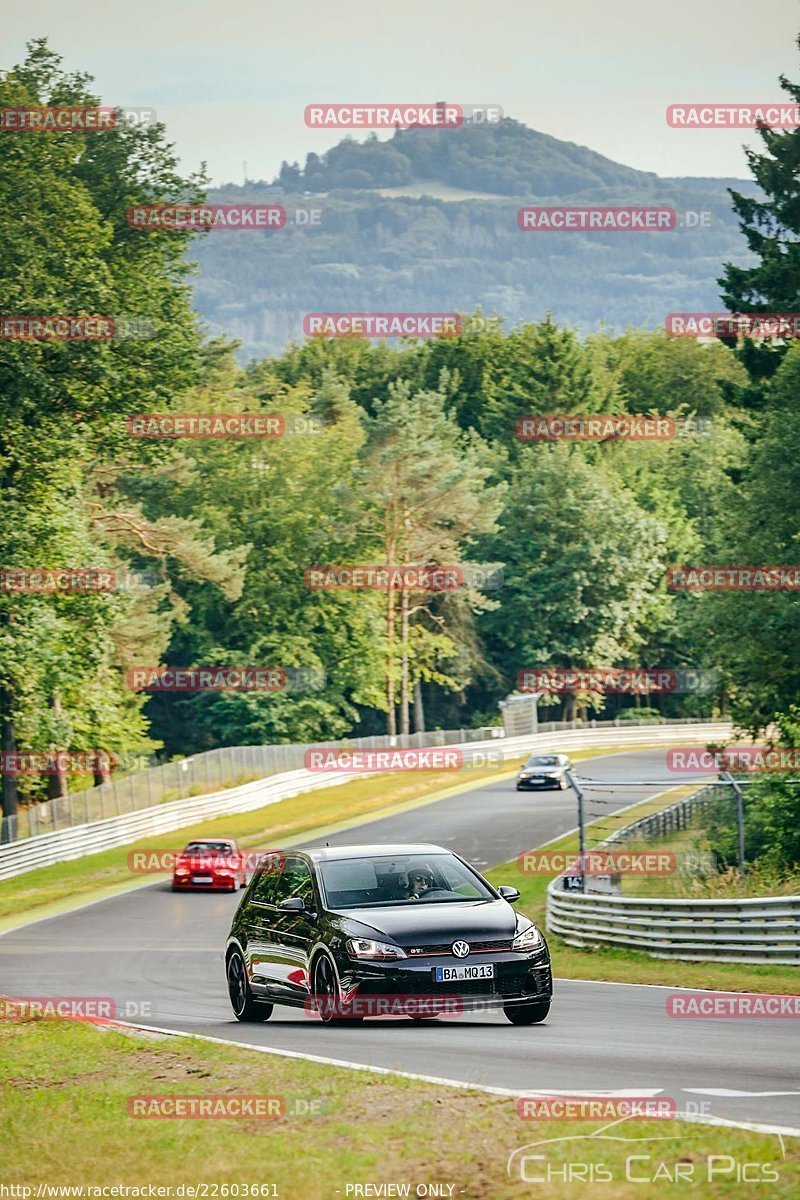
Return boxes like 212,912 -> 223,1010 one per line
335,898 -> 516,946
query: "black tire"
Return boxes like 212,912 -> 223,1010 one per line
312,954 -> 363,1024
504,1000 -> 550,1025
227,950 -> 273,1022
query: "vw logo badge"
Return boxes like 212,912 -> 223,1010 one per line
452,940 -> 470,958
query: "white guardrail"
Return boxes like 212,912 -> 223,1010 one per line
0,722 -> 731,881
546,773 -> 800,966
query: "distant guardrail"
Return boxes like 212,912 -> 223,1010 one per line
0,720 -> 730,881
546,781 -> 800,965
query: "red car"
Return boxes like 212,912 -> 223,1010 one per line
171,839 -> 248,892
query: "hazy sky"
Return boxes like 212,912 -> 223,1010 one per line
4,0 -> 799,185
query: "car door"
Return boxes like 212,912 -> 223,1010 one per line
265,856 -> 319,1000
243,861 -> 281,996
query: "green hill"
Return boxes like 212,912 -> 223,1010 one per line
191,117 -> 756,359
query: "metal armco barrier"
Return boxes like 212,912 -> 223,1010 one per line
546,780 -> 800,965
0,720 -> 730,881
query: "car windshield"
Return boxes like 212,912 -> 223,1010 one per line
183,842 -> 234,855
525,756 -> 560,767
318,853 -> 495,909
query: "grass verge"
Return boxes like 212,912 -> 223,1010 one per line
1,1014 -> 797,1198
485,788 -> 800,993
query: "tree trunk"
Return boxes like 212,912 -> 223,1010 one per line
400,585 -> 410,736
0,683 -> 19,840
413,680 -> 426,733
93,751 -> 113,788
47,692 -> 69,800
386,583 -> 397,736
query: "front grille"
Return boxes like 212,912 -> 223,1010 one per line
407,938 -> 514,957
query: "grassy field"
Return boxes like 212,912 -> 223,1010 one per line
1,1014 -> 797,1198
485,790 -> 800,994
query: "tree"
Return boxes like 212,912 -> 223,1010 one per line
479,444 -> 670,718
362,382 -> 505,733
719,35 -> 800,382
0,39 -> 208,820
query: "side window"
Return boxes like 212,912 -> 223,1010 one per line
251,859 -> 281,906
273,857 -> 315,907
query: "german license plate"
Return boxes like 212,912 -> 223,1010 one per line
434,964 -> 495,982
192,875 -> 213,884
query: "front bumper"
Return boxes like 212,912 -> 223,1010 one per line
517,776 -> 561,790
336,948 -> 552,1011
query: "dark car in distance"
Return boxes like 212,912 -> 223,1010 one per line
225,843 -> 552,1027
516,753 -> 572,791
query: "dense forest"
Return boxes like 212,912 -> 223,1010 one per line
1,40 -> 799,811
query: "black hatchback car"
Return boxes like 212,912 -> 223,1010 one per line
225,843 -> 552,1026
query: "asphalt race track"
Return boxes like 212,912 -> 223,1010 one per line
1,749 -> 798,1132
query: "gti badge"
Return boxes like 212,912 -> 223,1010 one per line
452,940 -> 470,958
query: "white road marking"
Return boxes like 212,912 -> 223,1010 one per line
105,1018 -> 800,1138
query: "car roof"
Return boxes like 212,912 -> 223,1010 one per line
303,843 -> 448,862
185,838 -> 236,846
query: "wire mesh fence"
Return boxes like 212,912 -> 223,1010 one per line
1,714 -> 718,844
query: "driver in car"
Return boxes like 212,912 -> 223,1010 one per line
404,867 -> 434,900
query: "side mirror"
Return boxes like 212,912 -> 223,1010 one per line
277,896 -> 306,913
498,885 -> 521,903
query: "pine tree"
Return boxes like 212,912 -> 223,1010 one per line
719,35 -> 800,380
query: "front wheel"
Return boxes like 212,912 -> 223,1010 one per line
227,951 -> 273,1022
312,954 -> 363,1024
504,1000 -> 550,1025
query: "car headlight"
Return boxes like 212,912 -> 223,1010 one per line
346,938 -> 407,961
175,868 -> 189,876
518,772 -> 532,779
511,923 -> 544,952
